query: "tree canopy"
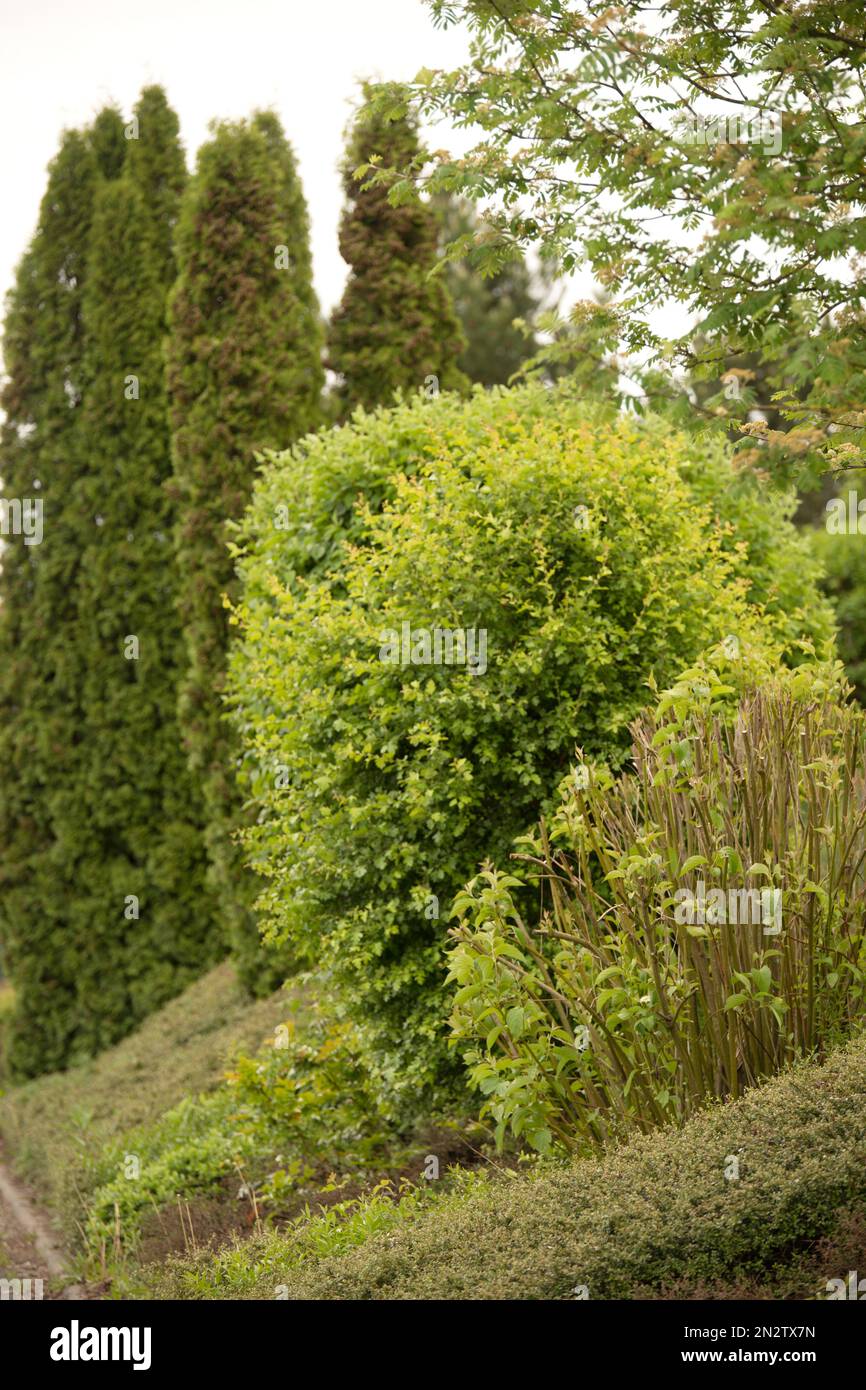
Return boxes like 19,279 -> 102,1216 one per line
368,1 -> 866,480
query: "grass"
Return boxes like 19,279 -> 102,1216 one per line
0,961 -> 480,1296
0,978 -> 14,1013
0,978 -> 15,1080
151,1171 -> 491,1299
0,962 -> 298,1238
155,1026 -> 866,1300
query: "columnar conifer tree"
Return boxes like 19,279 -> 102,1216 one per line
67,87 -> 219,1052
327,85 -> 468,416
167,114 -> 324,991
254,111 -> 321,326
0,92 -> 219,1077
0,117 -> 123,1076
125,86 -> 187,284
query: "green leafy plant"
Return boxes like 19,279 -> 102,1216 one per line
81,1086 -> 248,1267
79,1000 -> 397,1267
448,664 -> 866,1153
812,497 -> 866,705
225,1012 -> 396,1178
374,1 -> 866,479
229,382 -> 833,1094
227,1028 -> 866,1302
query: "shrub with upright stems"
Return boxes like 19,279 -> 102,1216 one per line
448,659 -> 866,1153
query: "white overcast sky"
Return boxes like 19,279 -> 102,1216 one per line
0,0 -> 472,318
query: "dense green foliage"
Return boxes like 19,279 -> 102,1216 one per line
0,93 -> 221,1078
2,24 -> 863,1306
80,1012 -> 394,1265
228,383 -> 833,1098
167,114 -> 324,992
9,947 -> 866,1304
67,90 -> 220,1052
327,85 -> 468,415
375,1 -> 866,479
0,117 -> 119,1077
450,666 -> 865,1152
0,961 -> 427,1286
813,494 -> 866,704
218,1027 -> 866,1300
126,86 -> 188,284
0,964 -> 293,1230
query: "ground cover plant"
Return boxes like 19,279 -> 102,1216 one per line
154,1026 -> 866,1300
0,965 -> 293,1241
0,961 -> 480,1293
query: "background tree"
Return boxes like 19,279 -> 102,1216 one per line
0,116 -> 122,1076
379,1 -> 866,483
124,85 -> 187,284
64,88 -> 220,1057
167,114 -> 324,992
327,84 -> 468,415
434,195 -> 550,387
255,110 -> 323,333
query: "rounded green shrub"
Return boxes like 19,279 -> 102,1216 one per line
228,382 -> 834,1098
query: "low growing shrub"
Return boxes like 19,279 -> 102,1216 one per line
80,1002 -> 399,1266
260,1028 -> 866,1301
449,663 -> 866,1152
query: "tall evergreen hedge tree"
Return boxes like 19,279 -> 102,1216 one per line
0,92 -> 221,1077
125,86 -> 187,284
0,116 -> 124,1076
65,87 -> 220,1055
254,111 -> 321,328
327,85 -> 468,416
167,114 -> 324,992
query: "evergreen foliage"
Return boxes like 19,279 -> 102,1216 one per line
166,114 -> 324,992
0,92 -> 224,1076
66,90 -> 219,1054
327,86 -> 468,415
0,118 -> 121,1075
